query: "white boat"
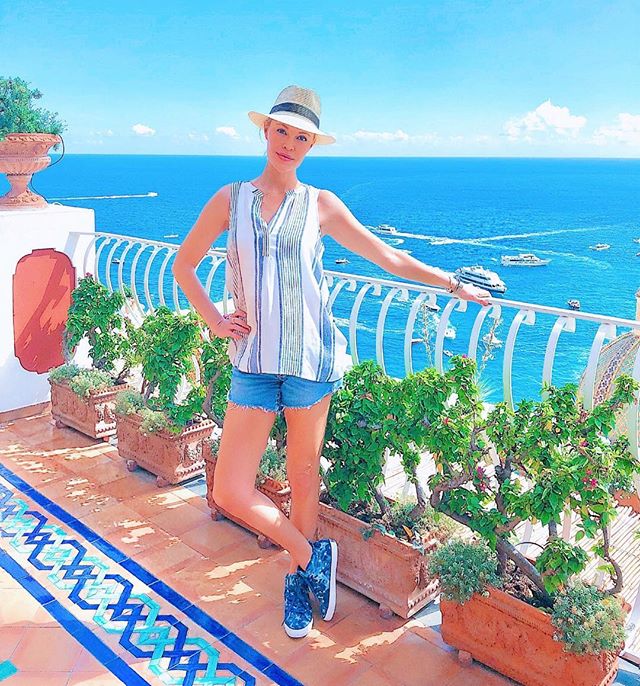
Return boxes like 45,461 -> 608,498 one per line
589,243 -> 610,251
500,253 -> 550,267
455,266 -> 506,294
335,258 -> 349,264
164,233 -> 179,239
567,299 -> 581,310
375,224 -> 398,234
633,238 -> 640,244
445,325 -> 456,340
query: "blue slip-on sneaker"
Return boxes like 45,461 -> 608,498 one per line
283,572 -> 313,638
299,538 -> 338,621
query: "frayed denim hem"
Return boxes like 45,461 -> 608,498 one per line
227,400 -> 279,415
284,388 -> 336,412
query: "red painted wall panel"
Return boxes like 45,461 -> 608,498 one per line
12,248 -> 75,373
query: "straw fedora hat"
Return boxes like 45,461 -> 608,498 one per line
248,85 -> 336,145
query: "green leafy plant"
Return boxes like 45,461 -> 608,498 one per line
0,76 -> 66,144
422,354 -> 638,640
551,582 -> 627,655
68,369 -> 113,398
48,363 -> 81,384
429,539 -> 502,603
114,389 -> 145,416
258,443 -> 288,484
200,335 -> 232,428
63,275 -> 134,381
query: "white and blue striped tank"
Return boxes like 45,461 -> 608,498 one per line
224,181 -> 351,382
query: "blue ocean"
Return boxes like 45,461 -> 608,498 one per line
25,155 -> 640,402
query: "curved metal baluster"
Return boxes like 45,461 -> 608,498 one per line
561,510 -> 573,541
81,234 -> 98,277
349,282 -> 382,366
468,303 -> 501,361
117,240 -> 135,298
582,322 -> 617,410
518,521 -> 534,557
435,298 -> 467,373
328,277 -> 356,310
129,242 -> 150,316
541,315 -> 576,397
156,248 -> 175,308
142,246 -> 162,314
94,237 -> 112,285
403,292 -> 433,376
376,287 -> 409,374
104,239 -> 124,293
628,343 -> 640,464
503,308 -> 536,409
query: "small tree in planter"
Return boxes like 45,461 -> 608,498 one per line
320,359 -> 457,619
49,275 -> 134,439
114,306 -> 215,487
427,355 -> 639,686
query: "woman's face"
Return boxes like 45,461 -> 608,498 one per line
264,119 -> 315,171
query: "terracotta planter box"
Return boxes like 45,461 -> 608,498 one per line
315,501 -> 440,619
50,378 -> 130,440
203,441 -> 291,548
116,412 -> 215,487
440,587 -> 619,686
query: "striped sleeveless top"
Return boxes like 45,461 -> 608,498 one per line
224,181 -> 351,382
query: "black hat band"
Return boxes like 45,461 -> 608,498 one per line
269,102 -> 320,128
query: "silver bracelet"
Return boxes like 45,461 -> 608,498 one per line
446,275 -> 462,294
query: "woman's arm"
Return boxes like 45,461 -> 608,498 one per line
172,186 -> 250,340
319,190 -> 490,306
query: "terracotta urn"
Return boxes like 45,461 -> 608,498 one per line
0,133 -> 61,209
440,587 -> 619,686
116,412 -> 215,487
50,377 -> 131,440
315,501 -> 440,619
203,440 -> 291,548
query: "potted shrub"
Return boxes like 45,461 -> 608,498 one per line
201,336 -> 292,545
114,306 -> 215,487
49,275 -> 134,440
427,356 -> 639,686
318,360 -> 457,619
0,76 -> 66,208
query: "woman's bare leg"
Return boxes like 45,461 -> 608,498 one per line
283,393 -> 333,574
212,402 -> 312,570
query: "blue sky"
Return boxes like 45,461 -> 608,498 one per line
2,0 -> 639,156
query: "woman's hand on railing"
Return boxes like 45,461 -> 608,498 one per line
209,309 -> 251,340
457,283 -> 491,307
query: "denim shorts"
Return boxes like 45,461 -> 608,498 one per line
228,367 -> 342,414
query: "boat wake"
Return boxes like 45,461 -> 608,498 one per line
50,192 -> 158,201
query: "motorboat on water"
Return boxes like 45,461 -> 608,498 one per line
335,258 -> 349,264
482,332 -> 503,347
164,233 -> 179,239
589,243 -> 610,251
375,224 -> 398,234
567,299 -> 581,310
633,238 -> 640,244
455,266 -> 507,294
500,253 -> 550,267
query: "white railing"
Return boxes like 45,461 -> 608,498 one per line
72,230 -> 640,461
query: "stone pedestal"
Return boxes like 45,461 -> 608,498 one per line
0,205 -> 95,419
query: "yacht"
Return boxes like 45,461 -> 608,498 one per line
375,224 -> 398,234
633,238 -> 640,244
455,266 -> 507,294
500,253 -> 550,267
589,243 -> 610,251
567,299 -> 581,310
164,233 -> 179,239
335,258 -> 349,265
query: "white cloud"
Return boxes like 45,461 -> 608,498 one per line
504,100 -> 587,141
188,132 -> 210,142
593,113 -> 640,146
132,123 -> 156,136
216,126 -> 240,140
352,129 -> 410,142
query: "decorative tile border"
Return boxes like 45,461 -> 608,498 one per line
0,463 -> 302,686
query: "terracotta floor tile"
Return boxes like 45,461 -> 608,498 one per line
444,663 -> 516,686
37,476 -> 119,517
1,673 -> 70,686
71,649 -> 106,672
149,499 -> 212,536
125,489 -> 187,518
173,488 -> 212,514
0,568 -> 23,590
0,626 -> 26,660
178,517 -> 254,557
11,626 -> 83,671
376,630 -> 461,686
0,591 -> 58,627
133,537 -> 203,576
101,474 -> 158,501
347,665 -> 403,686
67,671 -> 126,685
71,458 -> 130,486
102,517 -> 174,556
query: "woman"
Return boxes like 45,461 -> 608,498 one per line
173,85 -> 490,639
